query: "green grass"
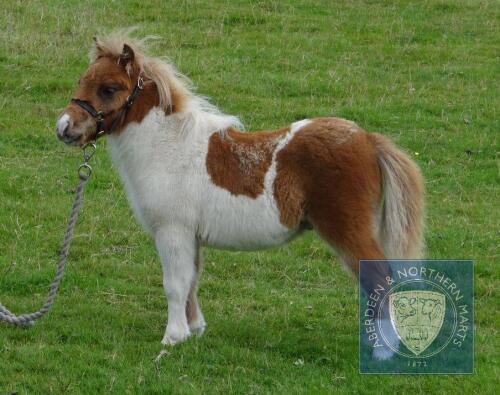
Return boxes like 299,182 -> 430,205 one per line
0,0 -> 498,393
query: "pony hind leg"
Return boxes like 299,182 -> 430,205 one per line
310,212 -> 398,361
186,247 -> 206,336
310,210 -> 387,280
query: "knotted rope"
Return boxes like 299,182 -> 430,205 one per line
0,143 -> 95,327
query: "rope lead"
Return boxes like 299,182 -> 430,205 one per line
0,143 -> 94,326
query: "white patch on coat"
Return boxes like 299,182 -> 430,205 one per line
290,119 -> 311,133
107,96 -> 311,344
107,98 -> 243,345
199,119 -> 311,250
262,118 -> 311,207
108,114 -> 312,251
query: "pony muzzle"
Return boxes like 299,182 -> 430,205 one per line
55,111 -> 94,146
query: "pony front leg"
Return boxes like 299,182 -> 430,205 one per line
155,227 -> 196,346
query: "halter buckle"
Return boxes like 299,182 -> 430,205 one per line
137,75 -> 144,90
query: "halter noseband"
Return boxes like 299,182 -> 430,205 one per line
71,73 -> 145,140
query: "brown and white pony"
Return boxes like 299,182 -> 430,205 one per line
56,32 -> 424,354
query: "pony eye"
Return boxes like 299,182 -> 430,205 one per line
100,86 -> 117,98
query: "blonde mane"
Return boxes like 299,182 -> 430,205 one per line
90,30 -> 242,136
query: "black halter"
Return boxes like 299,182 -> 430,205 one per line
71,74 -> 145,140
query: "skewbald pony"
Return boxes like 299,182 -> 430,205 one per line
56,31 -> 425,359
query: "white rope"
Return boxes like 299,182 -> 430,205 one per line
0,143 -> 95,327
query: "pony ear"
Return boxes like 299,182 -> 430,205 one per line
93,36 -> 103,54
119,44 -> 135,68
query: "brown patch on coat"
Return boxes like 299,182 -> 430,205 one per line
273,117 -> 384,273
206,127 -> 289,198
273,117 -> 424,278
273,118 -> 366,229
122,79 -> 161,126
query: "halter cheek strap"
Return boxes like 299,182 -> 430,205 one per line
71,73 -> 145,140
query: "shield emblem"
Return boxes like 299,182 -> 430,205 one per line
389,290 -> 445,355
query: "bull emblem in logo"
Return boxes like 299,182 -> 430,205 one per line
389,291 -> 445,356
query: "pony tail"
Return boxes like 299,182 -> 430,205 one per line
369,133 -> 425,259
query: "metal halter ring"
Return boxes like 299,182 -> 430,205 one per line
137,75 -> 144,89
78,163 -> 92,180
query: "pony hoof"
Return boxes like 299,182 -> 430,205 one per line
161,326 -> 191,346
189,316 -> 206,337
190,323 -> 206,337
161,336 -> 177,346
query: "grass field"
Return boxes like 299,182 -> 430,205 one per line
0,0 -> 498,393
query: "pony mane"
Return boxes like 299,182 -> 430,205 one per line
91,30 -> 242,135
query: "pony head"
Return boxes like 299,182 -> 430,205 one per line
56,32 -> 189,146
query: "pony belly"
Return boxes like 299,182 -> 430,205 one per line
198,194 -> 298,251
201,222 -> 297,251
